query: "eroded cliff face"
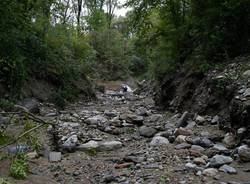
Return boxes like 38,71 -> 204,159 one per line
155,56 -> 250,136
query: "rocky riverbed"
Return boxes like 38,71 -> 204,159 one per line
1,86 -> 250,184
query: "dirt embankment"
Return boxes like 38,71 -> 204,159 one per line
155,56 -> 250,135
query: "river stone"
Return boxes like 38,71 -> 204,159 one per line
148,114 -> 163,122
125,114 -> 144,125
194,157 -> 206,165
175,143 -> 191,150
185,163 -> 197,171
85,115 -> 107,125
136,107 -> 148,116
243,70 -> 250,78
238,145 -> 250,162
223,133 -> 237,148
203,168 -> 218,177
139,126 -> 157,138
77,141 -> 99,151
210,155 -> 233,167
211,115 -> 220,125
213,144 -> 228,152
191,145 -> 205,152
104,110 -> 118,117
175,135 -> 187,143
98,141 -> 123,151
219,165 -> 237,174
176,111 -> 189,128
244,88 -> 250,97
195,115 -> 206,124
61,134 -> 78,150
150,136 -> 169,146
174,127 -> 192,136
190,137 -> 214,148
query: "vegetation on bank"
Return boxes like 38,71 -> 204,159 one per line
0,0 -> 250,106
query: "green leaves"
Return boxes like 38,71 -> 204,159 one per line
10,154 -> 29,179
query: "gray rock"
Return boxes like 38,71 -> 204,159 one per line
27,151 -> 38,159
175,135 -> 187,144
195,115 -> 206,124
219,165 -> 237,174
77,140 -> 99,151
150,136 -> 169,146
190,137 -> 214,148
98,141 -> 123,151
185,163 -> 197,171
176,111 -> 189,128
104,110 -> 118,117
243,70 -> 250,78
61,134 -> 78,150
175,143 -> 191,150
155,130 -> 173,138
174,127 -> 192,136
49,152 -> 62,162
139,126 -> 157,138
237,127 -> 247,137
136,107 -> 148,116
238,145 -> 250,162
191,145 -> 205,152
210,155 -> 233,167
194,157 -> 206,165
186,121 -> 196,129
202,168 -> 218,177
85,115 -> 107,125
243,88 -> 250,97
223,133 -> 237,148
211,115 -> 220,125
148,114 -> 163,122
125,114 -> 144,125
213,144 -> 228,152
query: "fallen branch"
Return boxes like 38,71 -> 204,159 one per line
0,124 -> 44,150
0,108 -> 57,150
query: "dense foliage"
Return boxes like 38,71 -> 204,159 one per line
126,0 -> 250,80
0,0 -> 249,102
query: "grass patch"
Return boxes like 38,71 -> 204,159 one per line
85,148 -> 97,156
10,154 -> 29,179
0,133 -> 12,146
0,178 -> 13,184
22,120 -> 42,151
0,99 -> 14,111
